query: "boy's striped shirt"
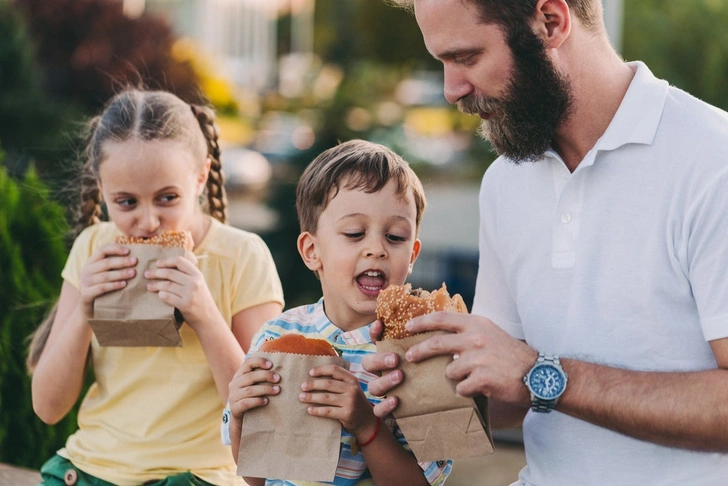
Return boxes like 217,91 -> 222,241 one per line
224,299 -> 452,486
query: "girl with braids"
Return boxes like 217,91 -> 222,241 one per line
28,89 -> 284,486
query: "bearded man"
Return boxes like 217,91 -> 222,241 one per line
363,1 -> 728,484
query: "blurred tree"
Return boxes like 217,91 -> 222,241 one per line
261,172 -> 322,309
14,0 -> 204,112
623,0 -> 728,111
312,0 -> 436,69
170,38 -> 241,117
0,156 -> 80,469
0,1 -> 79,183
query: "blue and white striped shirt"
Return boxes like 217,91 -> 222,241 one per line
223,299 -> 452,486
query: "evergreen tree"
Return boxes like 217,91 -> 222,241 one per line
0,1 -> 76,182
0,155 -> 78,469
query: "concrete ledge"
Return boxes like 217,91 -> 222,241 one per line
0,463 -> 41,486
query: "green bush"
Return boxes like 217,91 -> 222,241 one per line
0,158 -> 78,469
0,1 -> 79,184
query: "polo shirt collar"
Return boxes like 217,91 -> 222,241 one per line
597,61 -> 668,151
544,61 -> 669,167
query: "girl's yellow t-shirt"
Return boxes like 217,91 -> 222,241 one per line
58,219 -> 284,486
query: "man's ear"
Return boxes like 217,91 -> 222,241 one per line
408,239 -> 422,275
532,0 -> 571,49
297,231 -> 322,272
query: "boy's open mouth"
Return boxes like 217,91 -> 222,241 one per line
356,270 -> 386,294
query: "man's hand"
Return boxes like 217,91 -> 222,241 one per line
404,311 -> 536,405
361,320 -> 403,417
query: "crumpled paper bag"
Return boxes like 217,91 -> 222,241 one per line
237,351 -> 349,482
376,331 -> 494,462
88,244 -> 184,347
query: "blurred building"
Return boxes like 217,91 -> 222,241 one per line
142,0 -> 314,94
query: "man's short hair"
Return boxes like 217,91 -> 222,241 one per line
296,139 -> 426,235
388,0 -> 602,34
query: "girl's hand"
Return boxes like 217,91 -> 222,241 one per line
144,251 -> 214,329
79,243 -> 137,317
300,365 -> 379,440
229,357 -> 281,419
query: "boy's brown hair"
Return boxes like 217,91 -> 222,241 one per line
296,139 -> 426,235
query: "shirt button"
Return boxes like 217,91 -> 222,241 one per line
560,213 -> 572,224
64,469 -> 78,485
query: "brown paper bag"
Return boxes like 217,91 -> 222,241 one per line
237,351 -> 349,482
88,244 -> 184,347
376,331 -> 494,462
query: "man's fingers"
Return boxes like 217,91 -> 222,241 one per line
369,320 -> 384,342
367,369 -> 403,398
405,311 -> 466,335
361,352 -> 399,375
405,331 -> 462,363
372,396 -> 398,418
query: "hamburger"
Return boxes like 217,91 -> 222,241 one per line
259,333 -> 339,356
116,230 -> 194,251
376,283 -> 467,340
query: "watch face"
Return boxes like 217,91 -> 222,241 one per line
528,364 -> 566,400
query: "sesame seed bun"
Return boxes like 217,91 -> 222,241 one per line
376,283 -> 467,340
116,230 -> 193,251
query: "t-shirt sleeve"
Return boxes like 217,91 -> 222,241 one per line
684,169 -> 728,341
231,234 -> 284,315
60,225 -> 98,289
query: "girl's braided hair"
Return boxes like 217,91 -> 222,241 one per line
27,89 -> 226,371
74,89 -> 227,237
190,103 -> 227,224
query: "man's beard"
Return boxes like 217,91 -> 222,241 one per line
457,28 -> 573,163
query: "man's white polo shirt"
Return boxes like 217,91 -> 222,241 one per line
473,62 -> 728,485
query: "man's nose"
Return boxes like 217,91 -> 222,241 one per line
443,66 -> 473,105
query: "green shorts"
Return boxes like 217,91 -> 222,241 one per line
39,454 -> 215,486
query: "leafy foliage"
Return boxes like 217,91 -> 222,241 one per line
0,159 -> 79,469
623,0 -> 728,110
0,1 -> 78,182
312,0 -> 437,69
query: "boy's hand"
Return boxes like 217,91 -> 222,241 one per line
299,365 -> 379,440
79,243 -> 137,317
229,357 -> 280,419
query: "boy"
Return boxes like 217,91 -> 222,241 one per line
225,140 -> 452,485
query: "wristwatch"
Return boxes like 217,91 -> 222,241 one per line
523,353 -> 568,413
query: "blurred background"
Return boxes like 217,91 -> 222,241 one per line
3,0 -> 728,480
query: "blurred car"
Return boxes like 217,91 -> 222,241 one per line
252,111 -> 315,164
220,146 -> 272,191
